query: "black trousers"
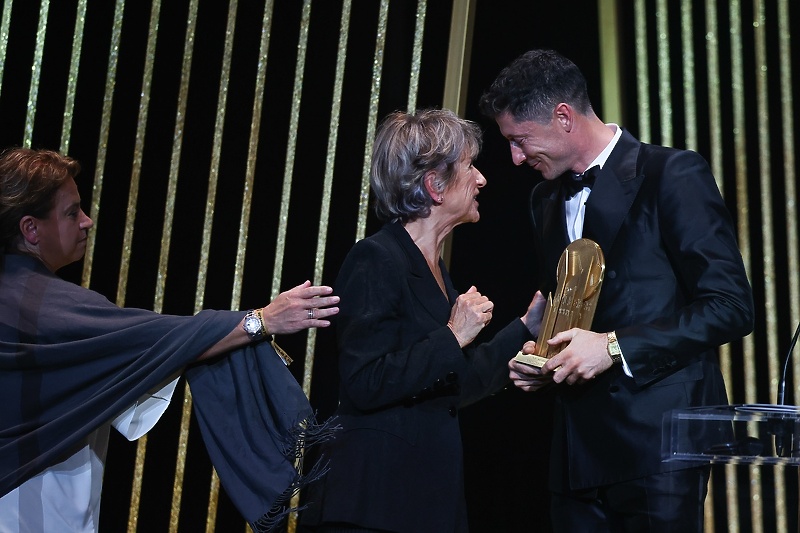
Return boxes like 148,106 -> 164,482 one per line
550,467 -> 711,533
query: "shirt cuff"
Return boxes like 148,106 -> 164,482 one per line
112,372 -> 181,440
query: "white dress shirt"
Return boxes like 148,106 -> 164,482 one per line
0,376 -> 180,533
564,124 -> 622,242
563,124 -> 632,376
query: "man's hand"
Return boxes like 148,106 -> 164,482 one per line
508,341 -> 554,391
521,291 -> 547,337
540,329 -> 611,385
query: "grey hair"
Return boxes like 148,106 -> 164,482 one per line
370,108 -> 482,223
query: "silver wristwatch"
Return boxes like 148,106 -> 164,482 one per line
242,309 -> 266,341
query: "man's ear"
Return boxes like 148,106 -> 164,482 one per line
424,171 -> 443,204
19,215 -> 39,244
554,102 -> 573,132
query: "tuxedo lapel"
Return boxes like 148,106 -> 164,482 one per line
582,131 -> 644,254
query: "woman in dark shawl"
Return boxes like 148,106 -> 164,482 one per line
0,147 -> 339,532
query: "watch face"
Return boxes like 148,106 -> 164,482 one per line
244,314 -> 263,338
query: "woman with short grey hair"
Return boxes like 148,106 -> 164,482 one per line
300,108 -> 545,533
370,108 -> 482,223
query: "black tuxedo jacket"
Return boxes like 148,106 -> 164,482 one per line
530,129 -> 754,492
300,221 -> 532,532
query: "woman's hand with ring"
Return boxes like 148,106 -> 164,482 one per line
260,280 -> 339,335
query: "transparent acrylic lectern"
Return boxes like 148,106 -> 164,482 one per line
664,404 -> 800,465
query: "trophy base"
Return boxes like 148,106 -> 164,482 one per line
513,351 -> 548,368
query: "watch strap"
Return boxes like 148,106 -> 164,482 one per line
255,308 -> 267,335
607,330 -> 622,364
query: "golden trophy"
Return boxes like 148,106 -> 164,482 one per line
514,238 -> 605,368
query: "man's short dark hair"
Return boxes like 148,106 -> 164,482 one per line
479,49 -> 593,123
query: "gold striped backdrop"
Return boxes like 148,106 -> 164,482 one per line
617,1 -> 798,532
0,0 -> 797,531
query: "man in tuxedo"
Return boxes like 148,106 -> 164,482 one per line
479,49 -> 754,532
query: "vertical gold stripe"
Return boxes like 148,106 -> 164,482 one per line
232,0 -> 275,310
441,0 -> 474,117
705,0 -> 725,193
164,1 -> 200,531
128,441 -> 147,533
117,0 -> 161,307
721,410 -> 740,533
703,3 -> 739,530
199,1 -> 240,527
752,0 -> 777,423
729,1 -> 763,531
302,0 -> 350,396
680,0 -> 696,150
207,473 -> 221,533
598,0 -> 622,124
82,0 -> 125,288
753,1 -> 787,530
125,3 -> 162,531
282,5 -> 315,528
157,0 -> 198,312
654,0 -> 672,146
679,1 -> 709,525
440,0 -> 474,268
0,0 -> 13,101
633,0 -> 650,143
222,8 -> 276,515
289,5 -> 351,530
22,0 -> 49,147
407,0 -> 426,114
676,0 -> 712,521
60,0 -> 87,154
730,0 -> 754,408
270,0 -> 312,300
298,0 -> 349,401
777,0 -> 799,411
355,0 -> 389,243
194,0 -> 237,312
171,391 -> 194,531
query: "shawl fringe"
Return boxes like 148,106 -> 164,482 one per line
282,413 -> 342,460
251,415 -> 340,532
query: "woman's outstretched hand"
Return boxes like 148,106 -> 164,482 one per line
261,280 -> 340,335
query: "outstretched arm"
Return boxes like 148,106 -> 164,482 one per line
198,280 -> 340,360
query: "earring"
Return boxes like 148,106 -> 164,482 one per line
438,196 -> 443,203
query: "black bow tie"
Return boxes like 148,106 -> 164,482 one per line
562,165 -> 599,199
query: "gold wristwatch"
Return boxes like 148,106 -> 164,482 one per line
607,331 -> 622,364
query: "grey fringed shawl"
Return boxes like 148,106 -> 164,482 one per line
0,254 -> 334,531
